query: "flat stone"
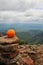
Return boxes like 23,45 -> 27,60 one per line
0,35 -> 19,44
0,44 -> 18,52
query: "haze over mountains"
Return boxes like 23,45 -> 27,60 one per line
0,23 -> 43,32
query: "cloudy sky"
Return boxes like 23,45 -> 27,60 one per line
0,0 -> 43,24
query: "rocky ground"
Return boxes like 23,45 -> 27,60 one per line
17,44 -> 43,65
0,35 -> 43,65
0,44 -> 43,65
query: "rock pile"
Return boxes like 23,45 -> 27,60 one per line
0,35 -> 19,65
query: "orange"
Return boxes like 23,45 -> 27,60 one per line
6,29 -> 16,38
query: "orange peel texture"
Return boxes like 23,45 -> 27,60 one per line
6,29 -> 16,38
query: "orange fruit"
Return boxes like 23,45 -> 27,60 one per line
6,29 -> 16,38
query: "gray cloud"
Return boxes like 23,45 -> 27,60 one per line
0,0 -> 37,11
0,9 -> 43,24
0,0 -> 43,24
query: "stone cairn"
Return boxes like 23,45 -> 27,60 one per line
0,35 -> 19,65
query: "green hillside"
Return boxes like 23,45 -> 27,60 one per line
16,30 -> 43,44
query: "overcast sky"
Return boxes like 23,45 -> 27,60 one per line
0,0 -> 43,24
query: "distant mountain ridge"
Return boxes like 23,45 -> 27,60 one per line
16,30 -> 43,44
32,32 -> 43,44
0,23 -> 43,32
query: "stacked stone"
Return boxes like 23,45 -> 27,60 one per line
0,35 -> 19,65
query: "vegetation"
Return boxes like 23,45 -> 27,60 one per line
19,40 -> 28,45
17,31 -> 43,44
